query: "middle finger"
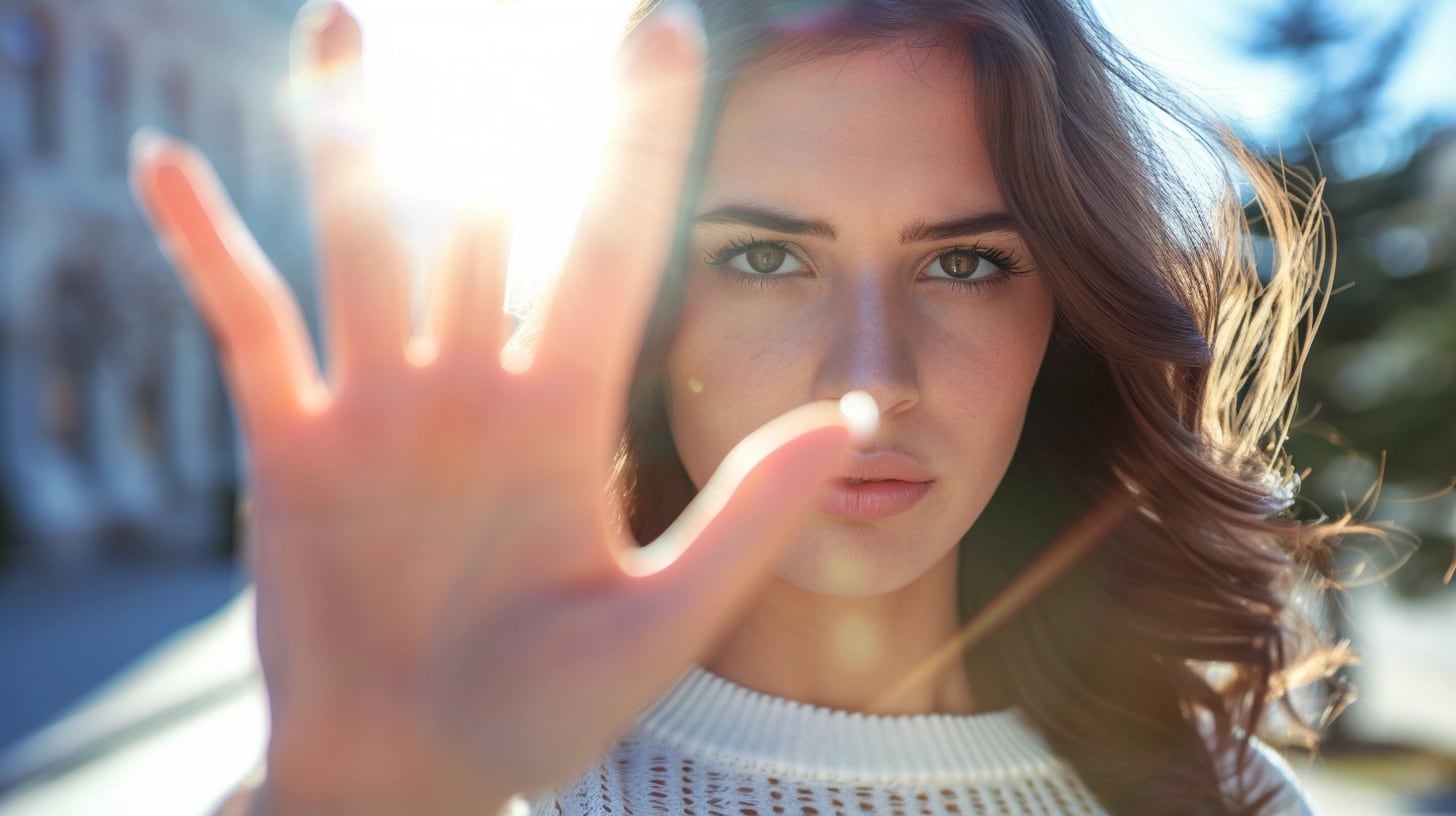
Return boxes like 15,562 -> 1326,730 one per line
428,210 -> 513,362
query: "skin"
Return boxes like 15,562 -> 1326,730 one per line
668,42 -> 1057,714
133,6 -> 866,813
131,4 -> 1055,812
135,7 -> 1314,812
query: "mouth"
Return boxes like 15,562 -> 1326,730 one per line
840,476 -> 925,486
837,450 -> 933,482
822,477 -> 934,520
821,448 -> 935,519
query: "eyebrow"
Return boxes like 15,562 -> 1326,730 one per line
694,204 -> 1020,244
695,205 -> 837,240
899,212 -> 1020,243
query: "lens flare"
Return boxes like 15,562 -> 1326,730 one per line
335,0 -> 636,314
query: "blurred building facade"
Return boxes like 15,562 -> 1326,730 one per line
0,0 -> 310,571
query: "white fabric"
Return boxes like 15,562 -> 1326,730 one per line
203,664 -> 1316,815
529,667 -> 1106,815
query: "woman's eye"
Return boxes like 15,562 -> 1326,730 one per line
728,243 -> 804,275
924,249 -> 998,281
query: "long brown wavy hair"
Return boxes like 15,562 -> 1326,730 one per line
610,1 -> 1348,812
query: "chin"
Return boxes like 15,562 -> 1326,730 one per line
770,523 -> 961,598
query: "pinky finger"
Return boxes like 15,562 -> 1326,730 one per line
131,133 -> 324,433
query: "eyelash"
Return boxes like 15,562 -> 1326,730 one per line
702,237 -> 806,289
702,236 -> 1030,292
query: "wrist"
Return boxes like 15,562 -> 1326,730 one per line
256,732 -> 514,816
248,779 -> 516,816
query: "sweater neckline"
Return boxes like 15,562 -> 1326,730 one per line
635,666 -> 1070,784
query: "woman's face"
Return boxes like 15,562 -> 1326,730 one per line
666,40 -> 1056,596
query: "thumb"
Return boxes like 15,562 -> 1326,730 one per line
620,394 -> 875,647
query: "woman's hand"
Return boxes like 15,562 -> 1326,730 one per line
131,4 -> 860,813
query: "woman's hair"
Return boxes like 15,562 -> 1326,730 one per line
612,1 -> 1347,813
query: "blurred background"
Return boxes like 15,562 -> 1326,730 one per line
0,0 -> 1451,813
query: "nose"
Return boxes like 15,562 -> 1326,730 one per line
810,276 -> 920,417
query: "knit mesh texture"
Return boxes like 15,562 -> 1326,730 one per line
527,668 -> 1111,815
531,732 -> 1106,816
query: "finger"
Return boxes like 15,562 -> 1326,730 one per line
619,398 -> 864,650
530,7 -> 705,412
426,210 -> 512,362
131,134 -> 323,432
294,2 -> 413,386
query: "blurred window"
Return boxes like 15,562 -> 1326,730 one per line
162,66 -> 190,140
111,274 -> 177,473
130,353 -> 166,460
0,7 -> 60,158
45,267 -> 107,459
216,96 -> 248,208
206,346 -> 233,460
86,35 -> 129,172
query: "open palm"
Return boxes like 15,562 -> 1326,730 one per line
131,6 -> 859,813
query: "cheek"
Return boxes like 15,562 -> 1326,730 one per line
665,277 -> 1056,495
664,290 -> 810,489
920,287 -> 1055,468
937,307 -> 1051,412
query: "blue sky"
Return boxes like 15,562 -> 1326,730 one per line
348,0 -> 1456,142
1090,0 -> 1456,140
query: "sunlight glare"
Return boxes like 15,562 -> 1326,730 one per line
343,0 -> 637,315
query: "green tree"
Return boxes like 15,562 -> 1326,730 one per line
1238,0 -> 1456,597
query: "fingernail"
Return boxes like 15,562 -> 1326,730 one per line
319,7 -> 363,69
154,160 -> 191,207
319,4 -> 362,66
623,0 -> 705,79
654,0 -> 705,46
296,0 -> 360,68
129,127 -> 170,166
289,2 -> 370,147
839,391 -> 880,443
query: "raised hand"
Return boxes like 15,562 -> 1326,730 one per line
131,3 -> 862,813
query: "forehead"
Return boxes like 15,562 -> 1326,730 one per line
701,40 -> 1002,216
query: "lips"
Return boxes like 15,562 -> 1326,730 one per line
820,450 -> 934,520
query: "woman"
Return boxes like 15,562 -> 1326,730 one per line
132,0 -> 1338,813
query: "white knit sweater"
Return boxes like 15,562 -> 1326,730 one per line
525,667 -> 1315,816
528,667 -> 1099,815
